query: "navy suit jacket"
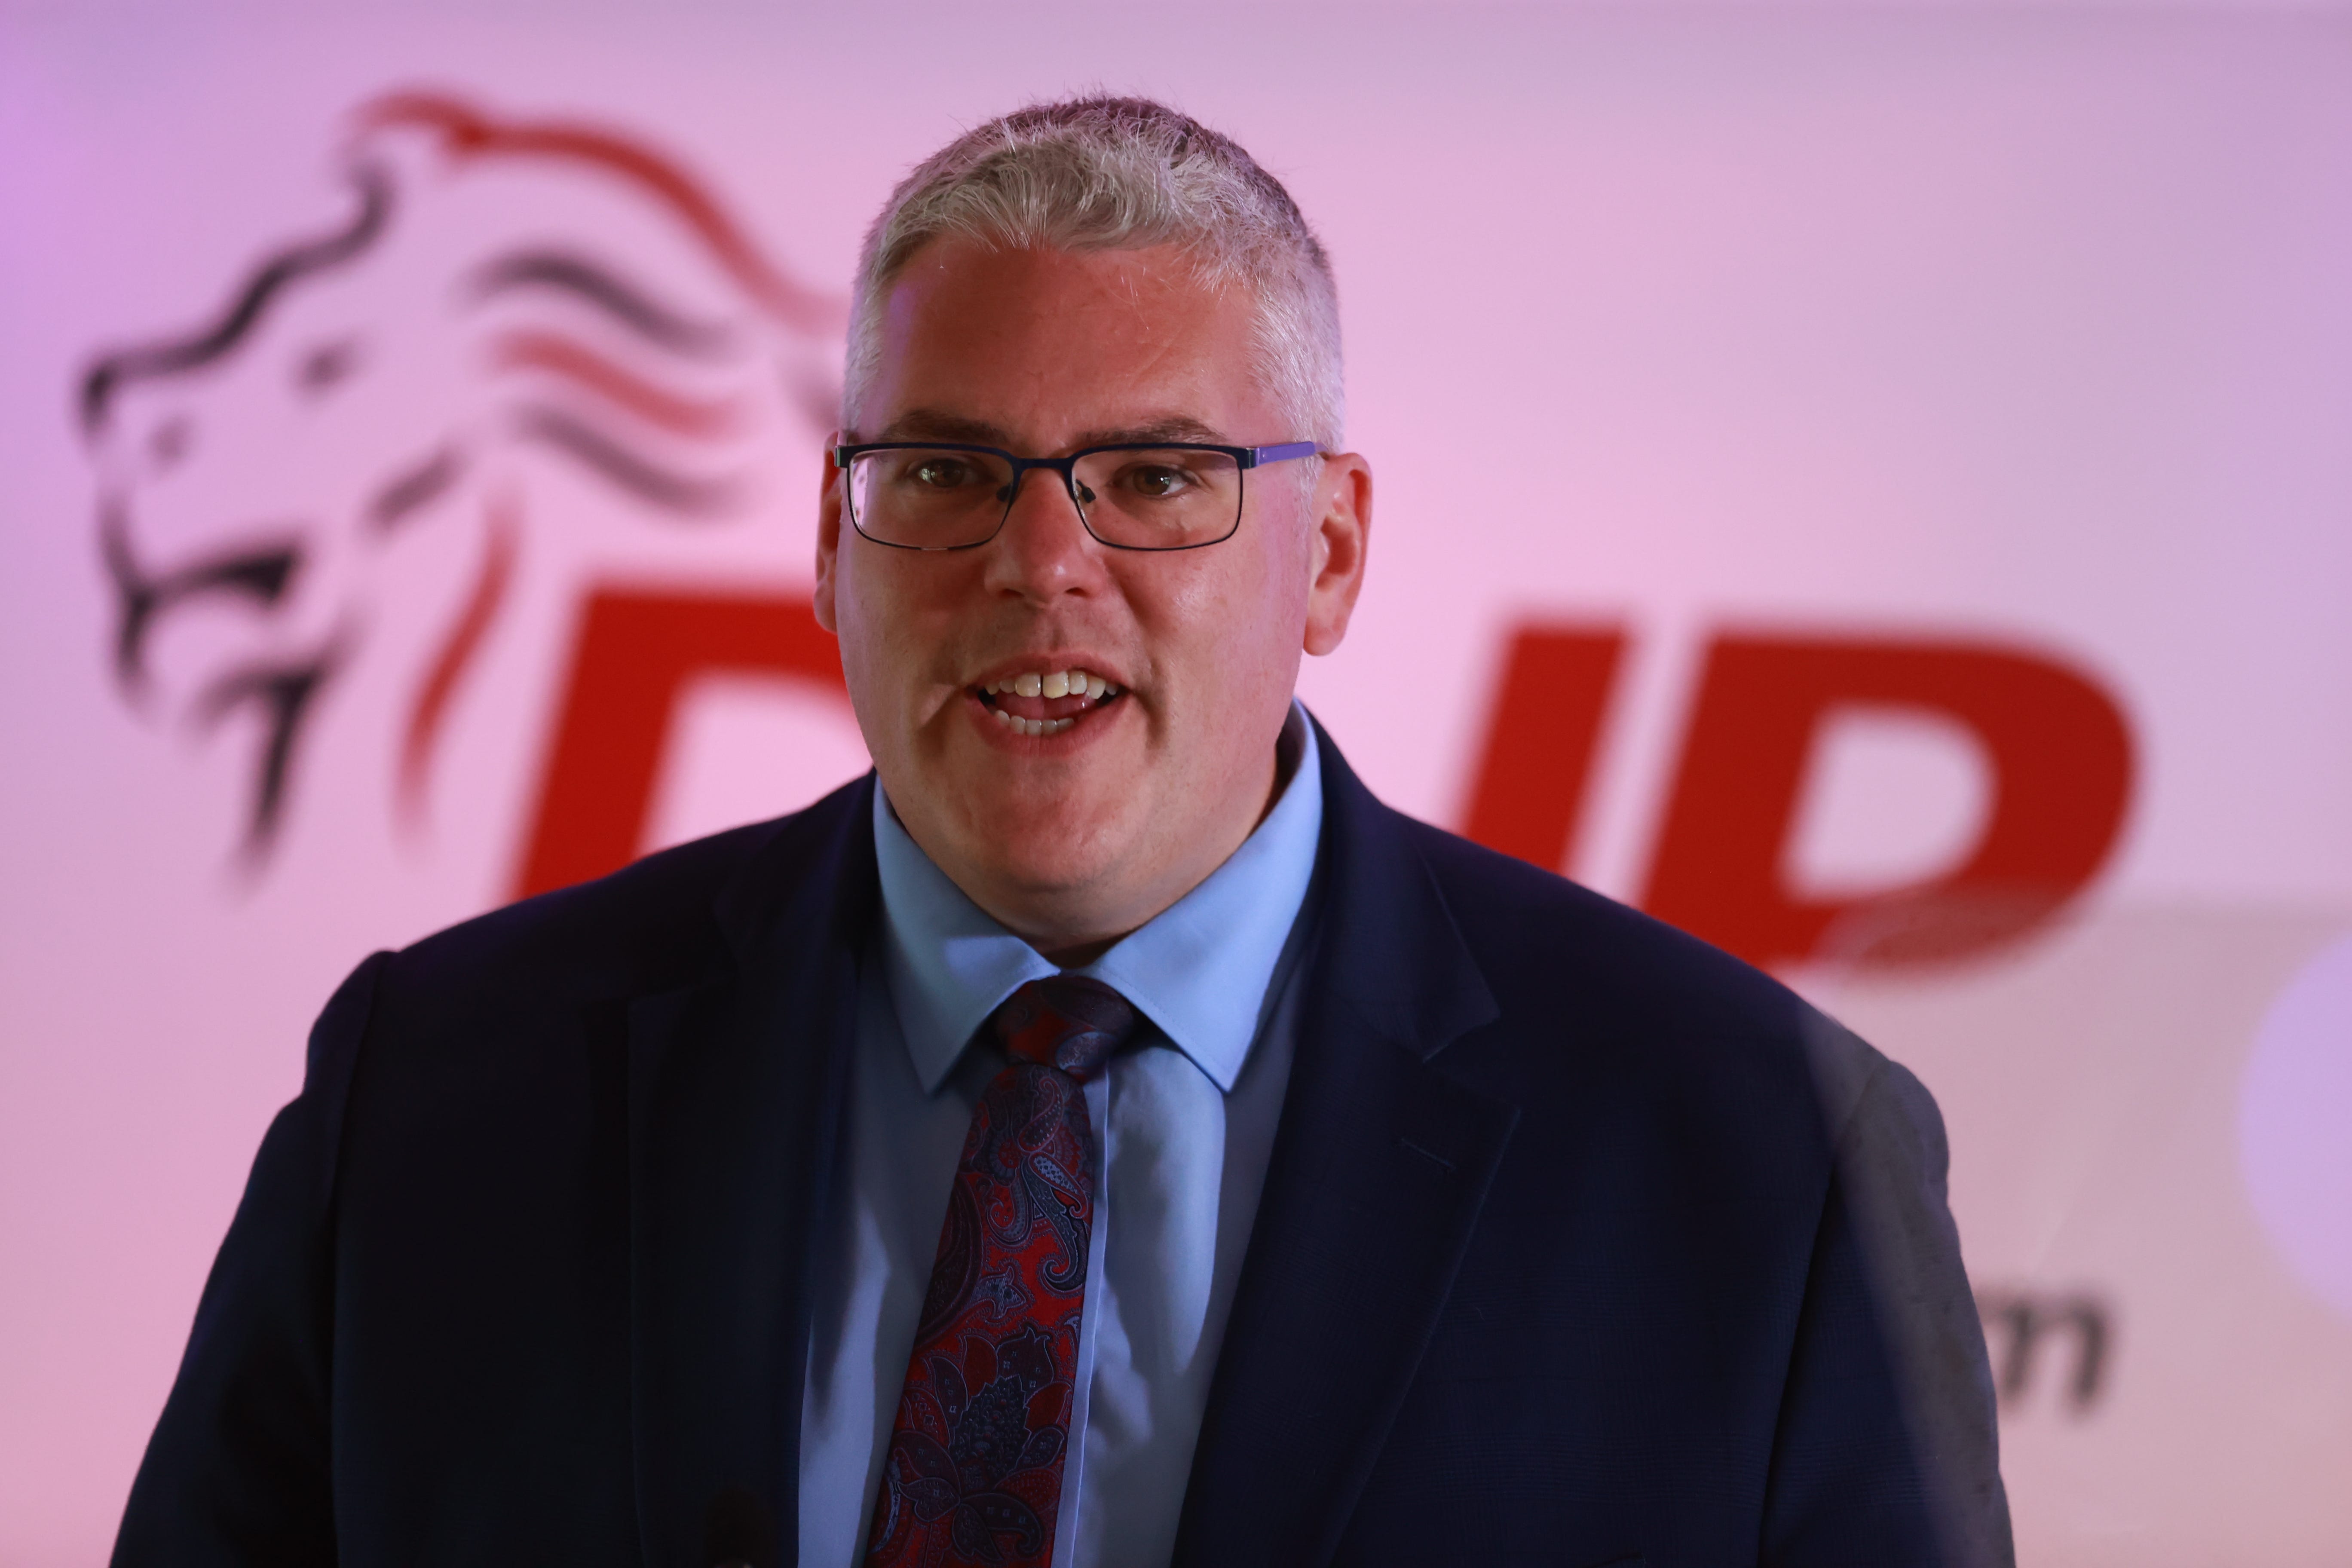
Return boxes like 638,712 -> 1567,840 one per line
115,726 -> 2009,1567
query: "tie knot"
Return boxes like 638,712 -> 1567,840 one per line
991,975 -> 1138,1082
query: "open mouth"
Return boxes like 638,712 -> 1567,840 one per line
974,667 -> 1124,737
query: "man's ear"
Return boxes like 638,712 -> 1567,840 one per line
813,438 -> 843,635
1302,452 -> 1372,657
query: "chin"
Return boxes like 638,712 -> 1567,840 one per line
962,803 -> 1124,887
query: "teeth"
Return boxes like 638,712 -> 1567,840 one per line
990,710 -> 1075,737
979,668 -> 1121,709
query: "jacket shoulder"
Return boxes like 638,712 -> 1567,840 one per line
1396,813 -> 1800,1032
383,775 -> 870,1007
1391,811 -> 1891,1136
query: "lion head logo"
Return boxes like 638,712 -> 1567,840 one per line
80,89 -> 841,873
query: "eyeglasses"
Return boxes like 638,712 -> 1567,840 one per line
834,440 -> 1319,552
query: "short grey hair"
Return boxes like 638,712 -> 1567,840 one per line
843,95 -> 1343,450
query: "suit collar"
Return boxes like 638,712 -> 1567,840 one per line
709,771 -> 880,969
1303,713 -> 1499,1059
1175,722 -> 1517,1566
627,774 -> 878,1568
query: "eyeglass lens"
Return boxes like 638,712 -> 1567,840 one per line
846,447 -> 1244,550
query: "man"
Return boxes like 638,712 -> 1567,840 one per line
115,97 -> 2009,1568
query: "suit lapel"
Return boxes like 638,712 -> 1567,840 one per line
1174,731 -> 1520,1566
625,777 -> 878,1568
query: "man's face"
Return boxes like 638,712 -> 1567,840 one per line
814,238 -> 1367,952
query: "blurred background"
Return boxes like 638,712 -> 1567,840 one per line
4,0 -> 2350,1561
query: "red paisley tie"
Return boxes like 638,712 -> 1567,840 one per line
863,975 -> 1139,1568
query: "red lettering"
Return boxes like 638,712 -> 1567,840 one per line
511,587 -> 844,900
1642,633 -> 2134,969
1459,625 -> 1627,873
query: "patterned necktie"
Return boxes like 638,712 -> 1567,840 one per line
864,975 -> 1139,1568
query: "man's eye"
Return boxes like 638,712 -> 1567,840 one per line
910,460 -> 972,489
1124,465 -> 1192,499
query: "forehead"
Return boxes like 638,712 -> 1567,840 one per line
867,238 -> 1269,439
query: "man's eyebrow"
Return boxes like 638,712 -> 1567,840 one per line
1071,416 -> 1231,448
865,411 -> 1234,450
872,409 -> 1012,445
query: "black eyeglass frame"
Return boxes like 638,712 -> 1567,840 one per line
833,439 -> 1322,553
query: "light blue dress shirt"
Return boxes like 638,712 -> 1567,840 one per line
797,706 -> 1325,1568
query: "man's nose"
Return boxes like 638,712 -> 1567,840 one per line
984,464 -> 1101,598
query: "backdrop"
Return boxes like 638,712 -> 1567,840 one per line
5,2 -> 2350,1562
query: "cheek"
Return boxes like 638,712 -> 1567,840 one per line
1229,511 -> 1315,639
827,552 -> 896,712
831,552 -> 956,712
1140,528 -> 1311,703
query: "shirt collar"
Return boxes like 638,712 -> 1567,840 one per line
873,704 -> 1324,1095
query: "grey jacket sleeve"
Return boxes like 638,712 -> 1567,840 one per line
1808,1021 -> 2015,1568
